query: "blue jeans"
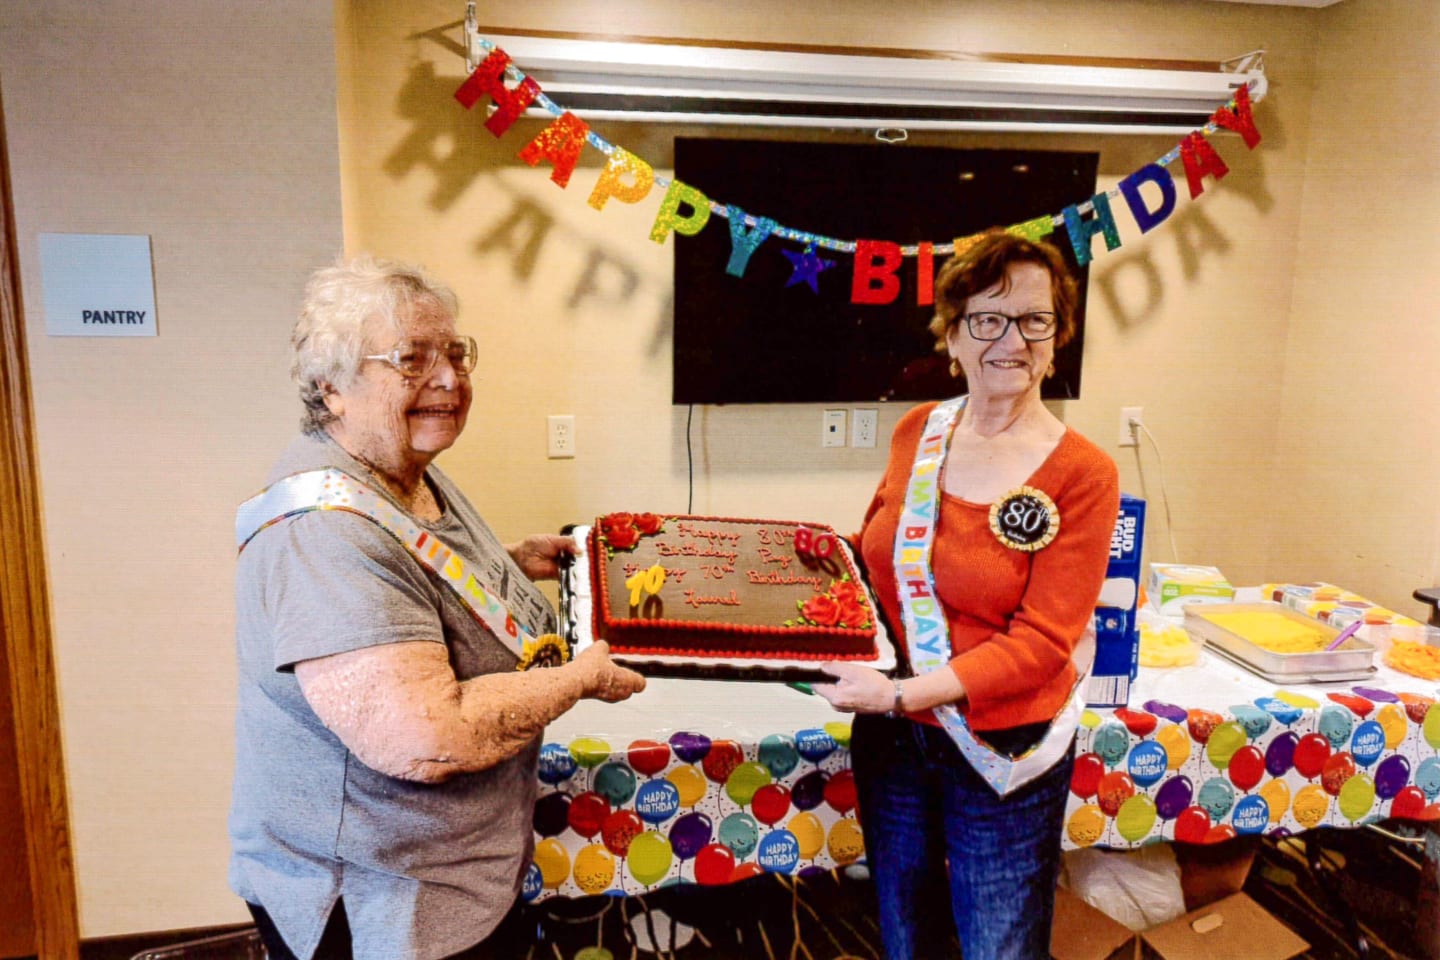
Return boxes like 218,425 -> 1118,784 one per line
852,713 -> 1075,960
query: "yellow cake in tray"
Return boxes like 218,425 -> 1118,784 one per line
1196,609 -> 1331,653
1186,601 -> 1374,680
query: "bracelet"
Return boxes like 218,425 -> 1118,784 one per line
885,679 -> 904,719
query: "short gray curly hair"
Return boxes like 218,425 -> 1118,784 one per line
291,254 -> 459,432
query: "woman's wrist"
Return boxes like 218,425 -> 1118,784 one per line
885,678 -> 905,718
883,668 -> 966,714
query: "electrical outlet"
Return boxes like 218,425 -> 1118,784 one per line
852,408 -> 878,448
822,409 -> 847,448
1119,406 -> 1143,447
547,414 -> 575,459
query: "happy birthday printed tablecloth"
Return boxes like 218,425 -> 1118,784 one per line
527,678 -> 866,902
527,658 -> 1440,901
1063,653 -> 1440,849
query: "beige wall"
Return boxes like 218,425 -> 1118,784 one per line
1271,0 -> 1440,605
2,0 -> 1435,939
333,0 -> 1325,590
1,0 -> 343,937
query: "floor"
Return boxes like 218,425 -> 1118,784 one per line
61,826 -> 1438,960
1244,824 -> 1437,960
74,925 -> 261,960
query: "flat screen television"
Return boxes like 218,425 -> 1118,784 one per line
672,138 -> 1098,405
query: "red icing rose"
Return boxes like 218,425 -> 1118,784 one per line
836,599 -> 867,628
802,594 -> 842,626
604,523 -> 640,550
600,512 -> 635,536
830,580 -> 862,604
634,513 -> 664,535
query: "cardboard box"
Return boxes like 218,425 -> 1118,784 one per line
1088,494 -> 1145,707
1136,893 -> 1308,960
1173,838 -> 1257,911
1147,564 -> 1234,617
1052,879 -> 1305,960
1052,885 -> 1139,960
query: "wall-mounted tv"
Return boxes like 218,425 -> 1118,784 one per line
672,138 -> 1098,405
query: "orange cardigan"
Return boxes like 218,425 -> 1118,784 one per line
859,402 -> 1120,732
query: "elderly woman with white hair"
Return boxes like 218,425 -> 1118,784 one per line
228,255 -> 645,960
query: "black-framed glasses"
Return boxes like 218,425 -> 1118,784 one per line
963,312 -> 1058,342
364,336 -> 478,378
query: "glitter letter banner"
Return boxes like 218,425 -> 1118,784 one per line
454,37 -> 1265,308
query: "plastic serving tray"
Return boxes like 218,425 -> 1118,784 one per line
1184,601 -> 1377,681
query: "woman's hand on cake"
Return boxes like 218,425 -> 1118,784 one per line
571,640 -> 647,702
811,662 -> 895,714
506,534 -> 576,581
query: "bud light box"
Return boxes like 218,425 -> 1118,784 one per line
1087,494 -> 1145,708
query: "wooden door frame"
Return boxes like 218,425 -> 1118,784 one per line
0,74 -> 82,960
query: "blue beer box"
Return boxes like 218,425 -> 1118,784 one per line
1086,494 -> 1145,707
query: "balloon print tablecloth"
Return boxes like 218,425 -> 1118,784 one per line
1065,654 -> 1440,849
524,722 -> 864,902
530,655 -> 1440,900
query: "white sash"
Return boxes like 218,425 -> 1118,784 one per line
235,468 -> 558,664
894,396 -> 1090,796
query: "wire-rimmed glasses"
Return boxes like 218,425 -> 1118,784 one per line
363,336 -> 478,378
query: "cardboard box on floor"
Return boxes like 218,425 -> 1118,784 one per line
1052,886 -> 1137,960
1137,893 -> 1308,959
1173,837 -> 1259,911
1052,888 -> 1308,960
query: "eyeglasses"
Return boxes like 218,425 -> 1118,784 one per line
363,336 -> 478,378
963,312 -> 1058,342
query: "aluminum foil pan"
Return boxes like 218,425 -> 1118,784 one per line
1184,601 -> 1375,679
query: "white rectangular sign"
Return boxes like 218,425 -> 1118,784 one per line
38,233 -> 157,337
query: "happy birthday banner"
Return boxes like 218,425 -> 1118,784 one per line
454,38 -> 1263,306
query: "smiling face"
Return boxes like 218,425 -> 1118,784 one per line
323,299 -> 472,485
946,261 -> 1056,404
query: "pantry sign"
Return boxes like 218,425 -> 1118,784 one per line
39,233 -> 157,337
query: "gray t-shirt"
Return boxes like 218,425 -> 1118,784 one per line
228,433 -> 553,960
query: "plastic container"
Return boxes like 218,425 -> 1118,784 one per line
1362,622 -> 1440,656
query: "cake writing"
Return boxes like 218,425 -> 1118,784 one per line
621,562 -> 689,584
674,520 -> 743,545
755,547 -> 793,570
747,570 -> 824,588
683,589 -> 741,608
785,577 -> 872,630
654,540 -> 740,565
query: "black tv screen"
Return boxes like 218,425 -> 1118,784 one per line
672,138 -> 1098,405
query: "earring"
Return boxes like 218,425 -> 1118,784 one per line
949,357 -> 961,378
1045,362 -> 1056,379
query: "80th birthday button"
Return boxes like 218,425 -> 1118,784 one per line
989,486 -> 1060,552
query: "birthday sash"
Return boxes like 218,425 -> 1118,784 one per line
894,396 -> 1091,796
235,468 -> 562,667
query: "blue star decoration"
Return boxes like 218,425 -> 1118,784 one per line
782,245 -> 836,294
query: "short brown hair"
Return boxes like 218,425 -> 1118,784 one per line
928,228 -> 1078,353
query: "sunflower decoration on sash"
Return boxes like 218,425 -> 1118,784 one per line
516,633 -> 572,670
